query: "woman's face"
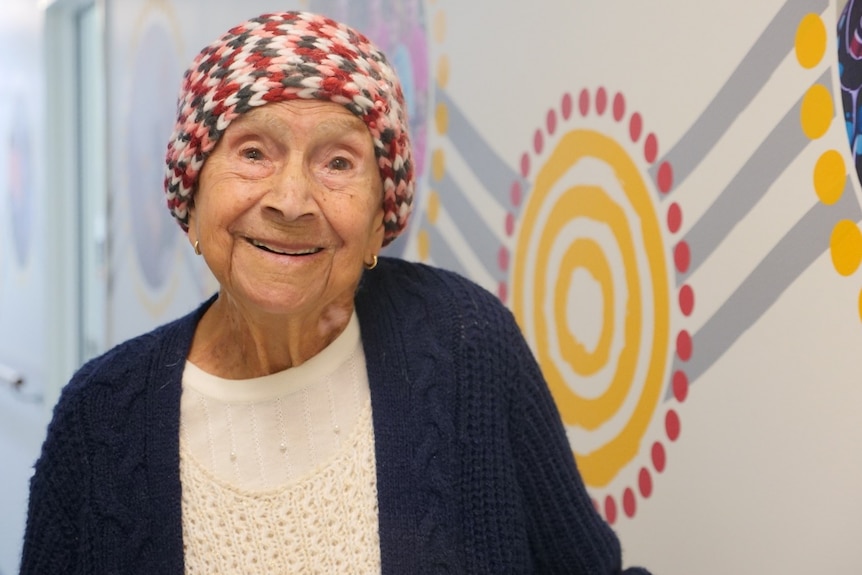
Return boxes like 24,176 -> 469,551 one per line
189,100 -> 385,321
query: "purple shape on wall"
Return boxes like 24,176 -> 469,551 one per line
125,22 -> 182,289
7,95 -> 33,268
310,0 -> 430,255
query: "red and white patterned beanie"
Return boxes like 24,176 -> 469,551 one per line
164,11 -> 414,245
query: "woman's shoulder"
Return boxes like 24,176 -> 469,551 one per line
59,297 -> 212,405
363,257 -> 506,312
357,257 -> 516,345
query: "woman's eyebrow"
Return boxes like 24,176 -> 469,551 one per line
312,115 -> 369,139
235,110 -> 367,136
233,112 -> 287,134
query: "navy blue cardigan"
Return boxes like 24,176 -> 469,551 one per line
21,257 -> 649,574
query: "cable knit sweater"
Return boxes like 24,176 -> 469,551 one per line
21,257 -> 650,574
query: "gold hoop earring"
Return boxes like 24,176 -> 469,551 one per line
364,254 -> 378,270
194,240 -> 202,256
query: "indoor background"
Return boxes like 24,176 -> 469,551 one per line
0,0 -> 859,573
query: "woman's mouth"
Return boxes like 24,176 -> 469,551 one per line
249,238 -> 322,256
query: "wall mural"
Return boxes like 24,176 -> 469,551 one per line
105,0 -> 858,538
112,0 -> 218,334
838,0 -> 862,298
508,87 -> 673,522
413,0 -> 854,525
309,0 -> 429,256
123,10 -> 183,294
7,94 -> 33,270
840,0 -> 862,179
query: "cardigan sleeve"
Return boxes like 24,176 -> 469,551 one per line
501,311 -> 651,575
19,373 -> 93,575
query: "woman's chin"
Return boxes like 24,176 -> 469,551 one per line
220,281 -> 340,322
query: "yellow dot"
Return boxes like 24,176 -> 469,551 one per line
417,229 -> 430,261
431,148 -> 445,182
813,149 -> 846,205
795,13 -> 827,69
436,54 -> 450,89
800,84 -> 834,140
426,191 -> 440,224
830,219 -> 862,276
435,102 -> 449,135
433,11 -> 446,44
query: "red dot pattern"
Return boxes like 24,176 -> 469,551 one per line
501,87 -> 686,525
510,181 -> 522,207
596,87 -> 608,115
498,246 -> 510,271
657,161 -> 674,193
674,241 -> 691,273
660,112 -> 691,524
622,488 -> 636,518
638,468 -> 653,498
652,442 -> 666,472
578,89 -> 590,117
644,133 -> 658,163
666,410 -> 681,441
562,92 -> 573,120
667,202 -> 682,233
547,109 -> 557,135
613,92 -> 625,121
672,370 -> 689,402
629,113 -> 643,142
534,129 -> 544,154
505,213 -> 515,237
679,284 -> 694,316
676,330 -> 692,361
604,495 -> 617,525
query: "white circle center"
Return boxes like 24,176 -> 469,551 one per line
567,267 -> 604,355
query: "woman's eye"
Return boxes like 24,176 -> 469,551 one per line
328,156 -> 352,171
242,147 -> 264,161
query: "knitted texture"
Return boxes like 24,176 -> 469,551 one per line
21,316 -> 192,573
21,259 -> 651,574
179,312 -> 369,492
180,401 -> 380,574
355,259 -> 650,574
164,11 -> 414,245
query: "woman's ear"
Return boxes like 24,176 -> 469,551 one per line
186,201 -> 198,249
372,208 -> 386,249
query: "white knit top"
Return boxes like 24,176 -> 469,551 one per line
178,313 -> 381,573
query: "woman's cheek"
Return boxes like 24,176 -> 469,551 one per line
232,163 -> 272,181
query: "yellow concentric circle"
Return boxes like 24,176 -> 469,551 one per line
555,238 -> 614,377
534,185 -> 640,430
512,129 -> 670,487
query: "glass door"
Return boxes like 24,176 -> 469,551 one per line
43,0 -> 107,406
75,2 -> 108,362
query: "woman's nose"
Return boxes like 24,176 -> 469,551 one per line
261,158 -> 319,221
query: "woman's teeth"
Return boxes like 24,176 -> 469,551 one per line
250,239 -> 320,255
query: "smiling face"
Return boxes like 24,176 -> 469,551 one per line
188,100 -> 385,324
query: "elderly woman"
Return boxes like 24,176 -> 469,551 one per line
21,11 -> 649,575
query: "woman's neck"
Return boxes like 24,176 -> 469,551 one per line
187,292 -> 354,379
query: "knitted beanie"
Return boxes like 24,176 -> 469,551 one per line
164,11 -> 414,245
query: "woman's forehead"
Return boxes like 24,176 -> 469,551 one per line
232,100 -> 367,135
